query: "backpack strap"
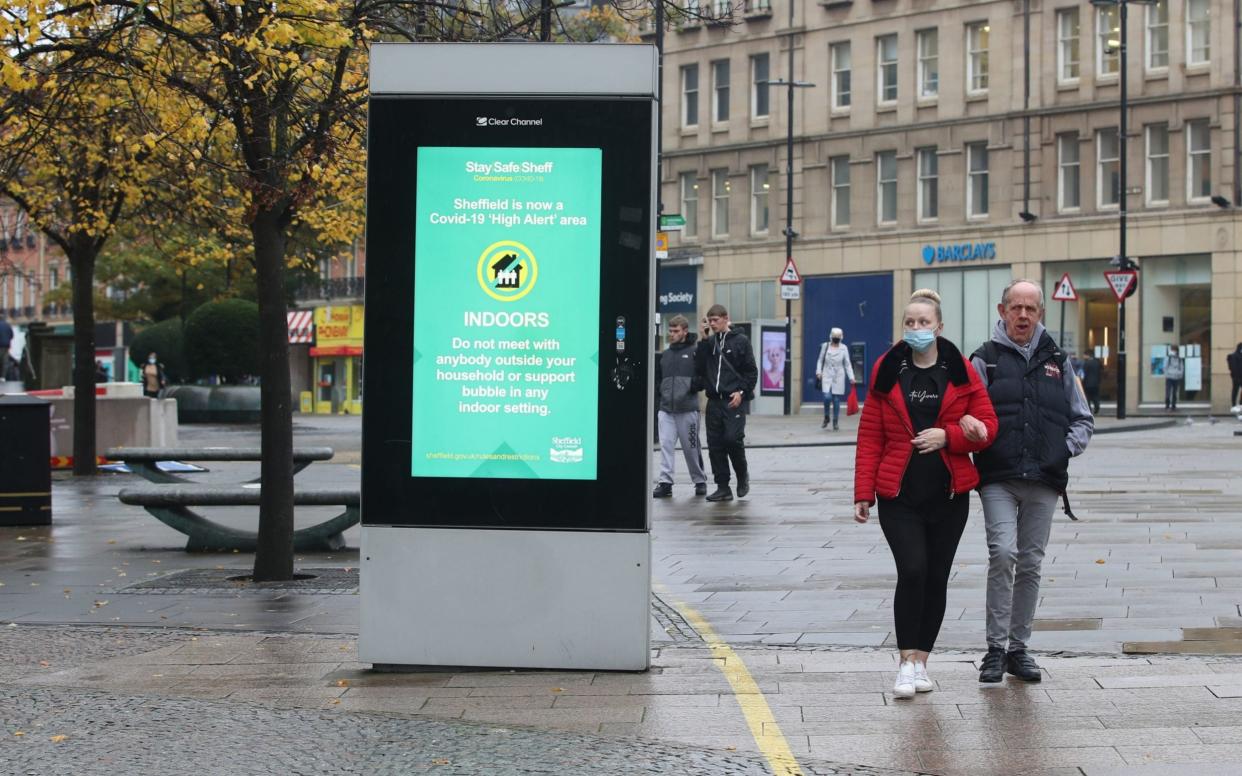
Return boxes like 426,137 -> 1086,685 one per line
971,341 -> 1000,385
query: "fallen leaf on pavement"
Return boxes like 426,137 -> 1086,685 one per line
336,679 -> 350,687
432,759 -> 451,766
13,731 -> 25,737
49,735 -> 66,743
1095,559 -> 1106,564
38,661 -> 49,668
107,540 -> 116,545
93,600 -> 109,608
15,536 -> 26,542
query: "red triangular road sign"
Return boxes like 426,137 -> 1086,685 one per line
1103,270 -> 1137,303
1051,272 -> 1078,302
779,257 -> 802,285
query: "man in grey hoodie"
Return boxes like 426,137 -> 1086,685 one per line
967,280 -> 1094,684
653,315 -> 708,498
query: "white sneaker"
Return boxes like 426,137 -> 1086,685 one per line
913,662 -> 933,693
893,660 -> 917,699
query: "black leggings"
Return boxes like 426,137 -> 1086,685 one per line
878,494 -> 970,652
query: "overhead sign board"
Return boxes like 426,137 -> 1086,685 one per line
1052,273 -> 1078,302
1104,270 -> 1138,303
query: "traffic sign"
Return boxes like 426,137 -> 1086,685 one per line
655,231 -> 668,259
1103,270 -> 1137,303
1052,272 -> 1078,302
780,284 -> 801,300
659,214 -> 686,232
779,257 -> 802,285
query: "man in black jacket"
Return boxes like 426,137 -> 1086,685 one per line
653,315 -> 708,498
695,304 -> 758,502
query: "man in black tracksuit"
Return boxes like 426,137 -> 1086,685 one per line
694,304 -> 758,502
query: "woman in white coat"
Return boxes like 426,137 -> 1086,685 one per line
816,327 -> 856,430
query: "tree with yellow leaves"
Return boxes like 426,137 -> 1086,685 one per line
0,66 -> 166,475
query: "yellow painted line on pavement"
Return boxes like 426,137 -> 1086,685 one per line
657,586 -> 803,776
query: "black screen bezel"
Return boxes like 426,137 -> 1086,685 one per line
361,96 -> 653,532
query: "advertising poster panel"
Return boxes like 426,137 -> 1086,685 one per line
411,146 -> 602,480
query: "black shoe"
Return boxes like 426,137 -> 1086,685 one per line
1006,650 -> 1042,682
705,486 -> 733,502
821,417 -> 829,428
979,647 -> 1005,683
833,420 -> 839,431
736,476 -> 749,498
652,483 -> 672,498
694,483 -> 708,497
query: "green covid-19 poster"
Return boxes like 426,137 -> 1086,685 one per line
411,146 -> 602,480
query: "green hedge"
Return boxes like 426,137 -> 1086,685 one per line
183,298 -> 260,382
130,318 -> 187,383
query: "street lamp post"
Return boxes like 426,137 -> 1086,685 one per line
766,73 -> 814,416
1092,0 -> 1153,420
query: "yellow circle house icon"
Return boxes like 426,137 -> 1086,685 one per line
476,240 -> 538,302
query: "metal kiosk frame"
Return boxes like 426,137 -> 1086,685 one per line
360,44 -> 657,671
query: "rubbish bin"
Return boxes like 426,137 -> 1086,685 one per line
0,395 -> 51,526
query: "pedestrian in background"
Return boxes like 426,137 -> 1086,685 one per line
1164,345 -> 1183,411
141,352 -> 167,398
1079,351 -> 1102,416
1228,343 -> 1242,407
816,327 -> 855,431
653,315 -> 708,498
969,280 -> 1094,684
853,289 -> 998,699
0,312 -> 13,379
695,304 -> 757,502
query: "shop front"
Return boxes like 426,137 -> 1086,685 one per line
911,242 -> 1011,356
310,304 -> 363,414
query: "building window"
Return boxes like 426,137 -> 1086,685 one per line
1057,8 -> 1080,83
830,156 -> 851,229
49,265 -> 59,289
1187,120 -> 1211,202
916,29 -> 939,99
1145,124 -> 1169,205
14,274 -> 23,309
876,150 -> 897,224
1058,133 -> 1081,211
714,280 -> 777,322
681,65 -> 699,128
750,53 -> 770,119
1097,6 -> 1120,78
680,172 -> 699,238
750,164 -> 770,234
711,168 -> 730,237
917,147 -> 938,221
1097,128 -> 1120,208
1186,0 -> 1210,66
966,22 -> 989,94
712,59 -> 730,124
966,143 -> 989,218
876,35 -> 898,105
1146,0 -> 1168,71
830,42 -> 851,110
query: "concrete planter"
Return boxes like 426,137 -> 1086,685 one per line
166,385 -> 261,423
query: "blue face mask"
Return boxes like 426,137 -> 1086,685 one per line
903,329 -> 937,353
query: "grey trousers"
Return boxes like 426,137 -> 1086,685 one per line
980,480 -> 1059,651
657,410 -> 707,486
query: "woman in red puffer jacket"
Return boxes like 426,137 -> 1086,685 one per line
853,289 -> 998,700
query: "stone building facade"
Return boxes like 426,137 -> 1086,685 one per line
654,0 -> 1241,413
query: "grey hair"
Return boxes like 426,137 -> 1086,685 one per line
1001,279 -> 1045,308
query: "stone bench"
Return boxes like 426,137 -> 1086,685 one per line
106,446 -> 335,484
118,486 -> 359,552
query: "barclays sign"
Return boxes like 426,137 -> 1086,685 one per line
921,242 -> 997,265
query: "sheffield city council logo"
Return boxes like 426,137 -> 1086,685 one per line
476,240 -> 538,302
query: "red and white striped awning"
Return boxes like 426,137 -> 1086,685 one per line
287,310 -> 314,344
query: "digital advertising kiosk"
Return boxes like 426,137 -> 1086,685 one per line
359,44 -> 657,671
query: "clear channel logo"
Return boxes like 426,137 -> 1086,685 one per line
474,116 -> 545,127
